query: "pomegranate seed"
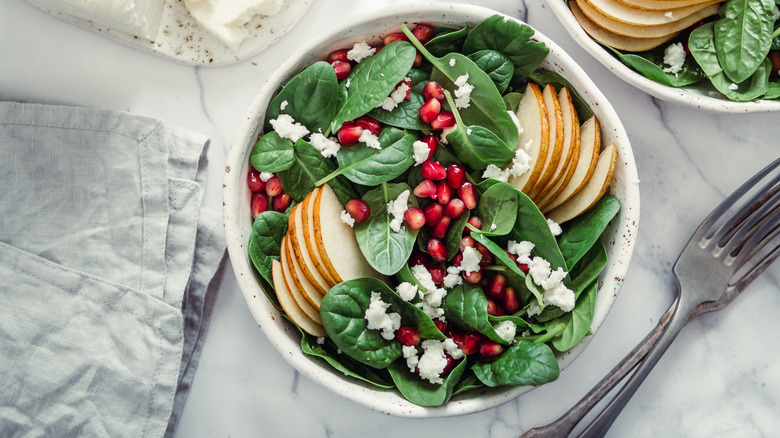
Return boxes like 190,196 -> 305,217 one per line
428,265 -> 446,285
487,274 -> 507,301
354,115 -> 382,137
402,77 -> 413,99
422,134 -> 438,159
459,236 -> 476,253
397,326 -> 420,346
430,110 -> 455,129
423,203 -> 444,226
420,160 -> 447,180
337,123 -> 363,145
403,206 -> 426,229
770,51 -> 780,77
419,98 -> 442,123
433,320 -> 448,334
486,299 -> 498,316
441,353 -> 457,376
479,341 -> 504,359
458,182 -> 477,209
444,198 -> 466,219
504,286 -> 520,313
518,263 -> 530,274
272,193 -> 292,212
480,275 -> 490,289
384,32 -> 408,45
251,192 -> 268,219
451,252 -> 463,267
409,250 -> 432,267
423,81 -> 445,102
413,179 -> 437,198
476,243 -> 494,266
327,49 -> 350,63
345,199 -> 371,223
467,216 -> 482,231
437,181 -> 451,205
431,216 -> 451,240
445,163 -> 466,189
266,176 -> 283,197
413,23 -> 436,44
427,238 -> 448,262
461,333 -> 482,355
504,249 -> 518,263
331,60 -> 351,80
462,268 -> 482,284
247,169 -> 266,192
413,51 -> 423,68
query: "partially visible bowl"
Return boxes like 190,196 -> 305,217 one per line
223,2 -> 640,417
546,0 -> 780,113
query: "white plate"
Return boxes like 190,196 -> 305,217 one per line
25,0 -> 313,66
545,0 -> 780,113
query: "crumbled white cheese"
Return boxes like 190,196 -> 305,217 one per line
466,128 -> 473,135
540,267 -> 568,291
259,172 -> 274,182
442,265 -> 463,288
378,78 -> 410,111
527,302 -> 542,317
411,264 -> 437,294
310,132 -> 341,158
460,246 -> 482,276
269,114 -> 309,142
347,41 -> 376,63
543,283 -> 576,312
387,189 -> 410,233
729,83 -> 739,91
279,100 -> 288,110
440,126 -> 456,144
359,130 -> 382,150
546,218 -> 562,236
525,255 -> 576,313
482,164 -> 510,182
494,320 -> 517,344
449,58 -> 456,67
662,42 -> 686,75
508,110 -> 524,135
316,337 -> 325,345
364,291 -> 401,340
411,264 -> 448,318
345,78 -> 351,88
528,257 -> 552,286
412,140 -> 430,165
453,74 -> 474,109
507,240 -> 534,265
417,340 -> 448,384
424,286 -> 447,308
490,223 -> 497,231
340,209 -> 355,227
396,282 -> 420,302
481,147 -> 532,182
664,11 -> 673,18
182,0 -> 284,51
402,345 -> 419,372
443,338 -> 464,360
417,300 -> 446,320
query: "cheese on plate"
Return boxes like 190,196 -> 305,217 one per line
27,0 -> 165,40
182,0 -> 286,51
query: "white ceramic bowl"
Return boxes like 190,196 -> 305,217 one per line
546,0 -> 780,114
224,2 -> 640,417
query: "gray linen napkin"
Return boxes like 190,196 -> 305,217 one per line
0,102 -> 226,437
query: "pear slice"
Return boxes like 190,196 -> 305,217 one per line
543,115 -> 601,213
536,87 -> 581,209
528,84 -> 565,199
279,236 -> 322,324
271,260 -> 326,337
288,193 -> 331,294
313,183 -> 381,283
575,0 -> 719,38
570,0 -> 678,51
547,143 -> 618,223
284,233 -> 324,309
616,0 -> 718,12
585,0 -> 719,26
302,187 -> 338,286
507,83 -> 549,194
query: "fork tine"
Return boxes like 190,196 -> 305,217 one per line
719,186 -> 780,263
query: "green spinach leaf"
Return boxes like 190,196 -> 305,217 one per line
714,0 -> 775,83
300,331 -> 394,388
368,91 -> 428,130
276,140 -> 336,202
425,25 -> 469,58
471,339 -> 559,387
477,180 -> 519,236
467,49 -> 514,94
606,46 -> 705,87
557,195 -> 620,269
441,283 -> 507,344
388,356 -> 467,406
248,211 -> 288,287
510,190 -> 566,270
249,131 -> 295,173
549,280 -> 597,352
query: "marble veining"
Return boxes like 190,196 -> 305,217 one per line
2,0 -> 779,437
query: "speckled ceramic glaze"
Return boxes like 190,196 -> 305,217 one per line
545,0 -> 780,114
25,0 -> 313,65
223,2 -> 640,417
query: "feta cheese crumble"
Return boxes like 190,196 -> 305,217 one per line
340,209 -> 355,227
459,246 -> 482,276
364,291 -> 401,340
417,340 -> 449,384
449,58 -> 456,67
269,114 -> 309,142
664,11 -> 674,18
310,132 -> 341,158
347,41 -> 376,63
546,218 -> 562,236
729,83 -> 739,91
412,140 -> 430,165
442,266 -> 463,288
280,100 -> 289,110
494,320 -> 517,343
378,78 -> 410,111
480,147 -> 532,182
259,172 -> 274,182
396,281 -> 420,302
453,74 -> 474,109
387,189 -> 410,233
411,264 -> 448,320
662,42 -> 686,75
507,240 -> 534,265
359,130 -> 382,150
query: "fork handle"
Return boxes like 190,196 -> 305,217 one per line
521,298 -> 679,438
577,293 -> 689,438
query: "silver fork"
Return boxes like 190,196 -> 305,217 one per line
523,157 -> 780,438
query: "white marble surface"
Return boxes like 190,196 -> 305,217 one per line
2,0 -> 779,437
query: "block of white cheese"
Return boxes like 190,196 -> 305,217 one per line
27,0 -> 166,41
182,0 -> 285,51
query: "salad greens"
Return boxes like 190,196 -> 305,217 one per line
246,15 -> 622,407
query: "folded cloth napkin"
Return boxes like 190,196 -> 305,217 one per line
0,102 -> 226,437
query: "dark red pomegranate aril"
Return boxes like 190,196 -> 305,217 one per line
423,203 -> 444,226
397,326 -> 421,346
504,249 -> 518,263
431,216 -> 451,240
265,175 -> 283,197
486,274 -> 507,301
354,115 -> 382,136
486,299 -> 498,316
412,51 -> 423,68
459,236 -> 476,253
458,182 -> 477,209
444,198 -> 466,219
518,263 -> 530,274
462,269 -> 482,284
476,243 -> 494,266
445,163 -> 466,189
272,193 -> 292,213
441,353 -> 457,376
331,60 -> 351,80
384,32 -> 408,45
504,286 -> 520,313
479,341 -> 504,359
403,206 -> 426,229
247,169 -> 266,192
467,215 -> 482,231
409,250 -> 432,268
420,160 -> 447,180
436,181 -> 451,205
451,252 -> 463,267
413,179 -> 438,198
337,124 -> 363,145
428,265 -> 446,285
251,192 -> 268,219
427,238 -> 448,262
345,199 -> 371,223
430,110 -> 455,130
419,98 -> 442,123
461,333 -> 482,356
433,319 -> 448,334
423,81 -> 445,102
413,23 -> 436,44
327,49 -> 350,63
422,134 -> 438,159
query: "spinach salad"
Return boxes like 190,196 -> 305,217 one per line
246,15 -> 621,407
